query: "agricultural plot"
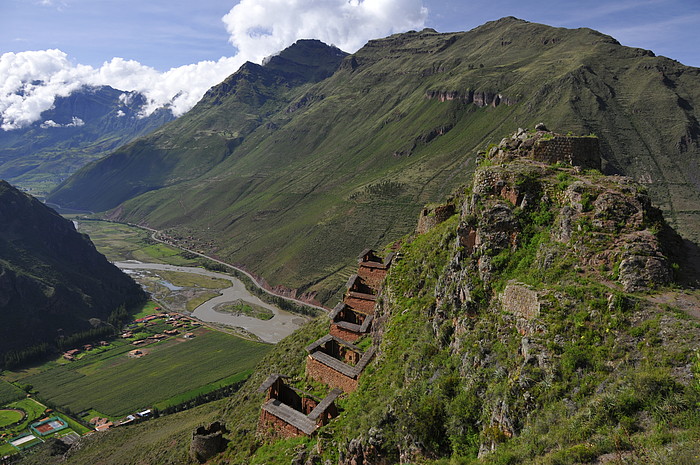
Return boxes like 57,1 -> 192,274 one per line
20,330 -> 270,417
76,220 -> 199,265
0,379 -> 24,405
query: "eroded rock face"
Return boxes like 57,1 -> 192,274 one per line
190,421 -> 228,463
617,231 -> 673,292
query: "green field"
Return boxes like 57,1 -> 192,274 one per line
0,379 -> 24,405
0,409 -> 23,427
20,330 -> 270,417
76,220 -> 200,265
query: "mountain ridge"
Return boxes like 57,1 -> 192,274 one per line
47,18 -> 700,303
0,85 -> 173,197
0,180 -> 145,362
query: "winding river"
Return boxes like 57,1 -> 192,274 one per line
114,261 -> 309,343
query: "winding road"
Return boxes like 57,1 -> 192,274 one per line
115,261 -> 309,344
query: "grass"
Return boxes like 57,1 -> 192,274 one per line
214,300 -> 274,320
18,330 -> 270,417
2,398 -> 49,435
155,270 -> 229,289
185,292 -> 222,312
0,409 -> 23,427
0,379 -> 24,405
152,369 -> 252,410
75,220 -> 200,265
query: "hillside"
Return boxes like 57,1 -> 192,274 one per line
0,181 -> 145,364
48,18 -> 700,304
29,129 -> 700,465
0,86 -> 173,198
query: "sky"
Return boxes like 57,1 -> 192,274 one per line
1,0 -> 698,130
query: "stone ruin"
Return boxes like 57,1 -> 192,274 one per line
256,249 -> 393,440
256,374 -> 341,439
190,421 -> 228,463
305,334 -> 376,393
485,126 -> 602,171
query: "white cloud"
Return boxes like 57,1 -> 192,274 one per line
223,0 -> 428,63
39,116 -> 84,128
1,0 -> 427,130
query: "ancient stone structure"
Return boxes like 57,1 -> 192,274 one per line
532,136 -> 601,170
416,203 -> 456,234
329,302 -> 373,342
344,274 -> 379,314
357,249 -> 392,289
257,374 -> 341,439
501,282 -> 540,320
256,248 -> 390,439
190,421 -> 228,463
305,335 -> 375,393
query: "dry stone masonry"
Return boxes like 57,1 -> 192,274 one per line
256,249 -> 392,439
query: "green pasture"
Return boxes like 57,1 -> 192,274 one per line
76,220 -> 199,265
0,409 -> 23,428
156,270 -> 229,289
152,369 -> 252,410
20,330 -> 270,417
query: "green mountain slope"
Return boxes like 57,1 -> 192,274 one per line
0,86 -> 173,198
0,181 -> 145,363
35,130 -> 700,465
49,18 -> 700,302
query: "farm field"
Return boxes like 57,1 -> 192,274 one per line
0,379 -> 24,405
75,219 -> 199,265
16,329 -> 270,417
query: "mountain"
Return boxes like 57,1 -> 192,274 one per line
0,180 -> 145,364
0,85 -> 174,198
32,129 -> 700,465
48,18 -> 700,303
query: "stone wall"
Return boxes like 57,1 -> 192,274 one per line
416,203 -> 456,234
501,282 -> 540,320
330,324 -> 362,342
344,295 -> 376,314
532,136 -> 600,170
190,422 -> 228,463
258,410 -> 306,440
305,357 -> 358,393
357,266 -> 387,290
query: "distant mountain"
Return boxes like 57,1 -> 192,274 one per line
0,85 -> 174,197
0,180 -> 144,363
49,19 -> 700,301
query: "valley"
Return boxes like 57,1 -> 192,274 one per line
1,15 -> 699,465
0,217 -> 310,458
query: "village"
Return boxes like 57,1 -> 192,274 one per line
0,307 -> 208,458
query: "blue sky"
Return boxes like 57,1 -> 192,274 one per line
2,0 -> 698,70
1,0 -> 698,130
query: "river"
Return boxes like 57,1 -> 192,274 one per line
114,261 -> 309,343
